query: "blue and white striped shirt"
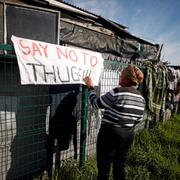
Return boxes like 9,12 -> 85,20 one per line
88,86 -> 145,127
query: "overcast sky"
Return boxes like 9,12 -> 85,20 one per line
65,0 -> 180,65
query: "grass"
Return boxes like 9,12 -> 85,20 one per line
125,114 -> 180,180
36,114 -> 180,180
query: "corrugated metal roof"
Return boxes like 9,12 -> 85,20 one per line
44,0 -> 127,29
28,0 -> 158,46
45,0 -> 99,19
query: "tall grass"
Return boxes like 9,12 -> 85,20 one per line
125,114 -> 180,180
45,114 -> 180,180
51,158 -> 98,180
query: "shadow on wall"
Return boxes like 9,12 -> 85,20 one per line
47,88 -> 79,177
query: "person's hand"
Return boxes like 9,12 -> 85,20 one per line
83,76 -> 94,89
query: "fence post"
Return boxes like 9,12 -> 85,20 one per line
79,85 -> 88,167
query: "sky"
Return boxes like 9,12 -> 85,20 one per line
64,0 -> 180,65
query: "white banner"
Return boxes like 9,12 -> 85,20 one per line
11,35 -> 104,85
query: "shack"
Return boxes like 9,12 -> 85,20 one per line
0,0 -> 162,179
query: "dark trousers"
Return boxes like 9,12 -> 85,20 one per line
97,124 -> 134,180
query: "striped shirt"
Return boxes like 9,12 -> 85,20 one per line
88,86 -> 145,127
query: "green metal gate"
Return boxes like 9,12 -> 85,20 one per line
0,49 -> 51,179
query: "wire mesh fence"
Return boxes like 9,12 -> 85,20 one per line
0,53 -> 128,179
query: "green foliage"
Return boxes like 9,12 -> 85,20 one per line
125,114 -> 180,180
